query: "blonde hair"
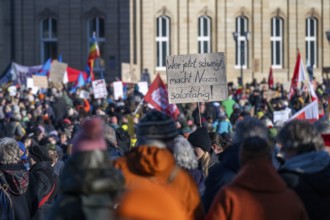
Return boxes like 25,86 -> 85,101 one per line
200,152 -> 211,177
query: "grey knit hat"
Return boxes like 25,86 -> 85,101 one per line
0,137 -> 21,165
137,110 -> 178,141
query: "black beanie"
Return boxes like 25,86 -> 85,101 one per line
29,145 -> 51,163
137,110 -> 178,141
188,127 -> 212,153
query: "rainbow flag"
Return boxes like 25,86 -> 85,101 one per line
87,35 -> 100,81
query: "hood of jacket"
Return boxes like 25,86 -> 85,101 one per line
125,146 -> 176,176
0,163 -> 29,195
234,159 -> 287,192
60,150 -> 125,195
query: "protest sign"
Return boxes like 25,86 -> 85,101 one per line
137,81 -> 148,95
32,75 -> 48,88
50,61 -> 67,90
121,63 -> 139,83
273,108 -> 291,123
92,79 -> 108,99
166,52 -> 227,104
113,81 -> 124,100
79,90 -> 90,99
263,90 -> 276,101
8,86 -> 17,96
26,78 -> 39,94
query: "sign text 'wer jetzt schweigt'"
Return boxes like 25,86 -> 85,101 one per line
166,53 -> 228,104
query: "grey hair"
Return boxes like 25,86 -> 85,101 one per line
278,120 -> 324,154
172,135 -> 198,170
233,117 -> 268,145
314,119 -> 330,134
0,137 -> 21,165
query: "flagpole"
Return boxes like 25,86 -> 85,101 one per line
133,99 -> 144,115
197,102 -> 202,127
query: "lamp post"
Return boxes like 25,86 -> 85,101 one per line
233,31 -> 250,86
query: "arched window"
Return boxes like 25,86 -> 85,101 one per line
235,16 -> 248,68
88,17 -> 105,74
271,17 -> 284,68
198,16 -> 211,53
40,18 -> 57,62
156,16 -> 170,68
305,17 -> 318,67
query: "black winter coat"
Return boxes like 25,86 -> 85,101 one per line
28,161 -> 57,220
280,163 -> 330,220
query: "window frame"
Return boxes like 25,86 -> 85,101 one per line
40,18 -> 58,63
235,16 -> 248,69
197,16 -> 211,54
305,17 -> 318,68
155,16 -> 170,70
270,17 -> 284,69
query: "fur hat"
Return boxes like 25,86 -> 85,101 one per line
188,127 -> 212,153
0,138 -> 21,164
29,144 -> 51,162
137,110 -> 178,141
104,124 -> 117,146
72,117 -> 107,154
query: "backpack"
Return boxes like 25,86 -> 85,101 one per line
0,174 -> 15,220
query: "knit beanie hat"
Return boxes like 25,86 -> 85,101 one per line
29,144 -> 51,162
0,137 -> 21,165
72,117 -> 107,154
137,110 -> 178,141
188,127 -> 212,153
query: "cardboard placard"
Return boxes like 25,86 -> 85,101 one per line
26,78 -> 39,94
121,63 -> 139,83
92,79 -> 108,99
32,75 -> 48,88
113,81 -> 124,100
166,52 -> 228,104
263,90 -> 276,100
50,61 -> 67,90
137,81 -> 148,95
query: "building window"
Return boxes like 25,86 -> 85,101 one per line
235,16 -> 248,68
156,16 -> 170,68
270,17 -> 283,68
88,17 -> 105,74
41,18 -> 58,62
305,17 -> 318,68
198,16 -> 211,53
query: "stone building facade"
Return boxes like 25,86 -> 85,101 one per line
132,0 -> 330,84
0,0 -> 130,81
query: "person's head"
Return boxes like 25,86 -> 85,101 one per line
104,124 -> 118,147
239,137 -> 272,166
277,120 -> 324,160
28,144 -> 51,166
208,132 -> 224,154
137,110 -> 178,148
48,149 -> 58,166
233,117 -> 268,145
0,138 -> 22,165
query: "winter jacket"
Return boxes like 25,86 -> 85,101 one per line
279,151 -> 330,220
221,98 -> 236,118
0,163 -> 31,220
202,144 -> 240,212
3,120 -> 26,139
206,160 -> 309,220
114,146 -> 204,220
28,161 -> 57,220
48,150 -> 125,220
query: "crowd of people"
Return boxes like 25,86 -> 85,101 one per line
0,77 -> 330,220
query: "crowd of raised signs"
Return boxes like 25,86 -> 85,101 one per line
0,76 -> 329,220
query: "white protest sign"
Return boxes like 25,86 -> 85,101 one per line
137,81 -> 148,95
113,81 -> 124,100
92,79 -> 108,99
26,78 -> 39,94
79,90 -> 90,99
166,52 -> 228,104
8,86 -> 17,96
32,75 -> 48,88
273,108 -> 291,123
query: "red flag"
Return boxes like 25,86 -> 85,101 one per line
289,50 -> 307,99
144,74 -> 180,119
268,67 -> 274,89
